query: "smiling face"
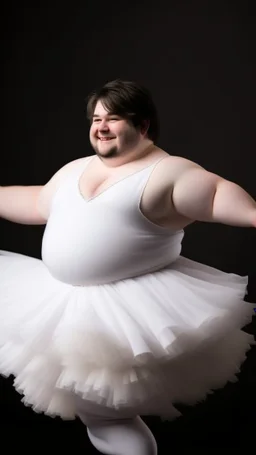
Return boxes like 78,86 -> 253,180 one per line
89,100 -> 144,159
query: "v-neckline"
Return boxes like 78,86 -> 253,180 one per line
77,156 -> 166,203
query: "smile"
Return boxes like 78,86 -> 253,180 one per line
98,137 -> 115,141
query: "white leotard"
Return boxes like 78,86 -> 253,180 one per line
41,157 -> 184,286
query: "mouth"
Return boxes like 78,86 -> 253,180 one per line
97,137 -> 115,142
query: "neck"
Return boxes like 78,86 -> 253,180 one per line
97,141 -> 156,168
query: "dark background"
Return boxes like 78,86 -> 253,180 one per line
1,1 -> 255,452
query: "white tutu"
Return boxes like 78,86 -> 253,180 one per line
0,250 -> 255,420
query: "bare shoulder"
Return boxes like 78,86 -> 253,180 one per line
160,154 -> 204,175
41,156 -> 92,196
46,156 -> 93,185
154,154 -> 204,187
37,155 -> 93,219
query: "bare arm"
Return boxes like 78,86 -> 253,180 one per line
172,165 -> 256,228
0,156 -> 91,226
0,185 -> 47,225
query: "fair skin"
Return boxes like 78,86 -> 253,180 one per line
0,99 -> 256,230
89,100 -> 153,165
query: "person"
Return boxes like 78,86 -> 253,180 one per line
0,79 -> 255,455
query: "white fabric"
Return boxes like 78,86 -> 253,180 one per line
76,393 -> 158,454
86,417 -> 157,455
41,156 -> 184,286
0,157 -> 255,421
75,397 -> 157,455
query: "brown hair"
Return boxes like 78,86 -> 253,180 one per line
86,79 -> 159,142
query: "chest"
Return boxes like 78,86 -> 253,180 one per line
78,157 -> 173,225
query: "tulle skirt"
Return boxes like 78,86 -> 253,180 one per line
0,250 -> 255,420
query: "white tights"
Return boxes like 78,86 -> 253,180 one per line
75,398 -> 158,455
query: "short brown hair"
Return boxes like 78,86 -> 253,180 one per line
86,79 -> 159,142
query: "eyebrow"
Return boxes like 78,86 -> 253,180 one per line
92,113 -> 118,118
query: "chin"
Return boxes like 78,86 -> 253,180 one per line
95,146 -> 119,158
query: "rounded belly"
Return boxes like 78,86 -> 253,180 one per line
41,220 -> 181,286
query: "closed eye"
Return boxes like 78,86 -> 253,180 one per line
92,116 -> 122,122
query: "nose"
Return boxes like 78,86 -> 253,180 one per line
99,119 -> 109,131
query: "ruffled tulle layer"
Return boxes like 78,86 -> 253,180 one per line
0,250 -> 255,420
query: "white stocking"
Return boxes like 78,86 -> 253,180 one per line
75,395 -> 158,454
85,415 -> 158,455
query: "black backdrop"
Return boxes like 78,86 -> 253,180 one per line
1,1 -> 256,452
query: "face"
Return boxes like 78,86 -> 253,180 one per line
89,100 -> 143,159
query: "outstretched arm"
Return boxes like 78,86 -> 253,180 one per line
172,167 -> 256,228
0,185 -> 47,224
0,156 -> 90,225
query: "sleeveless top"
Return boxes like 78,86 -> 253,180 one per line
41,156 -> 184,286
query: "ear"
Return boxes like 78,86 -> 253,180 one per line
141,120 -> 150,136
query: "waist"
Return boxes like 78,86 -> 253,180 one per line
42,214 -> 184,286
42,242 -> 182,287
47,258 -> 180,286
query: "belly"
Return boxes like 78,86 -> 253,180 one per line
41,210 -> 182,286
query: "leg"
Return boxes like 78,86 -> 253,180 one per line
75,398 -> 157,455
86,416 -> 158,455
